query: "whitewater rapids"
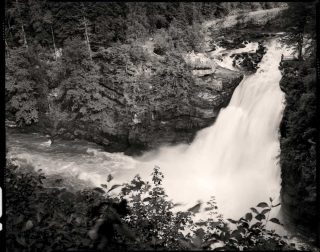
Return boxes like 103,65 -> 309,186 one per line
117,39 -> 288,219
7,39 -> 291,224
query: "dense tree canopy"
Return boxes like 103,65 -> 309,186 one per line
280,2 -> 316,60
4,1 -> 318,249
277,0 -> 317,237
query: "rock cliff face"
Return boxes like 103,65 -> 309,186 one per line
10,7 -> 287,155
80,51 -> 243,154
126,62 -> 243,153
38,27 -> 244,154
36,9 -> 286,154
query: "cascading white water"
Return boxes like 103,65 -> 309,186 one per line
113,38 -> 288,221
211,41 -> 259,70
7,38 -> 291,224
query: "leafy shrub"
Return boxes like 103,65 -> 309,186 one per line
120,166 -> 194,250
5,159 -> 132,251
6,158 -> 293,251
5,47 -> 49,126
279,56 -> 317,234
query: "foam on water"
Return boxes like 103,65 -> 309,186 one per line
116,40 -> 289,219
7,39 -> 292,231
211,41 -> 259,70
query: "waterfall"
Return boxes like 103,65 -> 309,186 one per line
7,38 -> 290,224
124,39 -> 288,220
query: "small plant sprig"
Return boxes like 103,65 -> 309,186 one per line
223,197 -> 288,250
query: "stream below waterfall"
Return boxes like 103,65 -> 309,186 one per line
7,38 -> 296,235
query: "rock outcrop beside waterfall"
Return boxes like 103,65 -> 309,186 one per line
7,6 -> 288,155
30,20 -> 250,154
75,51 -> 243,153
126,55 -> 243,152
30,41 -> 243,154
228,42 -> 267,72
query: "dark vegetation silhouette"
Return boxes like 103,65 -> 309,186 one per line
5,0 -> 318,250
6,159 -> 294,251
276,1 -> 317,239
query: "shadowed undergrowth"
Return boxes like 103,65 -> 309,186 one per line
6,159 -> 298,251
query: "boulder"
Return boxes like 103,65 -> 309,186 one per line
231,43 -> 267,72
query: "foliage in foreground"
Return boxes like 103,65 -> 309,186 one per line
6,159 -> 294,251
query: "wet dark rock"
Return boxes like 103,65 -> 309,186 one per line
212,29 -> 278,51
218,38 -> 246,50
231,43 -> 267,72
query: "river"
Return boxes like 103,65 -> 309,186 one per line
7,39 -> 292,232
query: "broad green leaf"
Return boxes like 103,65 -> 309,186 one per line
108,184 -> 122,193
227,218 -> 238,224
250,207 -> 259,214
269,218 -> 281,225
107,174 -> 113,182
143,197 -> 152,202
257,202 -> 269,208
251,222 -> 261,229
245,212 -> 253,222
188,202 -> 202,214
195,221 -> 207,226
261,208 -> 271,215
255,214 -> 265,221
231,229 -> 242,240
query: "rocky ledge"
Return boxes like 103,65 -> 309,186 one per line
33,49 -> 243,155
125,56 -> 243,154
231,42 -> 267,72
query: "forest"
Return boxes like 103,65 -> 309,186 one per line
5,1 -> 282,132
4,1 -> 318,251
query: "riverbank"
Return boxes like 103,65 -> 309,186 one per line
6,38 -> 290,223
5,2 -> 318,250
5,5 -> 287,155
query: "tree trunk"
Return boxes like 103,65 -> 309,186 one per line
83,17 -> 92,61
8,21 -> 14,41
5,39 -> 10,56
298,45 -> 302,61
298,42 -> 303,61
51,26 -> 57,61
21,24 -> 28,48
16,0 -> 28,48
297,33 -> 304,61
